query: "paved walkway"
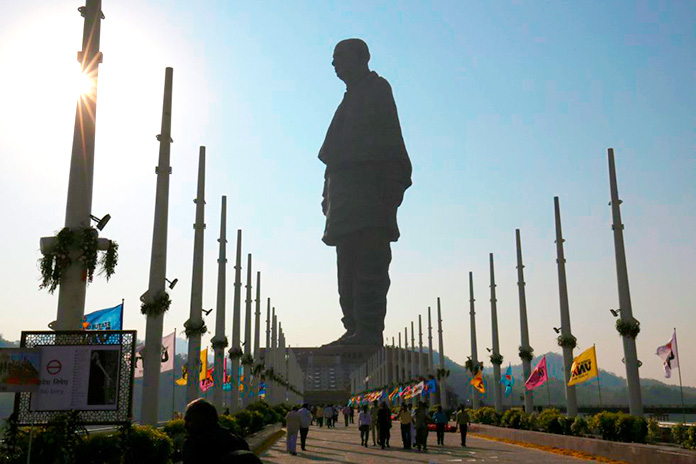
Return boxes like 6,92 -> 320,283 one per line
260,422 -> 593,463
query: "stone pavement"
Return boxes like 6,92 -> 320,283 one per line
259,422 -> 594,463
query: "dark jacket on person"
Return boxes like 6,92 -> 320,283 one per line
182,425 -> 249,464
377,406 -> 392,428
319,71 -> 412,246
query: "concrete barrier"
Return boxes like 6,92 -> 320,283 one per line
247,423 -> 284,455
469,423 -> 696,464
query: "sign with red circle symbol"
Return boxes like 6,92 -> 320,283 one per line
46,360 -> 62,375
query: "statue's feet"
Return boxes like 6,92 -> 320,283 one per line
340,332 -> 383,346
321,330 -> 355,347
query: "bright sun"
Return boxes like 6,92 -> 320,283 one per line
76,66 -> 96,97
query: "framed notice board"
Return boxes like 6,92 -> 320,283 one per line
14,330 -> 136,425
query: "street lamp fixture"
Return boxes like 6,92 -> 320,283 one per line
609,309 -> 621,317
90,213 -> 111,231
165,278 -> 178,289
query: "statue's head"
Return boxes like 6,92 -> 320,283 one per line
332,39 -> 370,84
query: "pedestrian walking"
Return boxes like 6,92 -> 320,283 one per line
432,405 -> 448,445
409,403 -> 416,447
342,405 -> 351,427
350,406 -> 355,424
316,404 -> 324,428
413,401 -> 430,452
285,406 -> 301,455
455,406 -> 471,447
377,401 -> 392,449
398,403 -> 412,449
324,404 -> 334,428
298,403 -> 313,451
370,400 -> 379,445
358,405 -> 371,447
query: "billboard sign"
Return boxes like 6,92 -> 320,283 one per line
0,348 -> 41,392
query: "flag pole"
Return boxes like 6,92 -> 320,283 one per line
121,298 -> 125,329
172,328 -> 176,419
545,378 -> 551,408
675,328 -> 686,423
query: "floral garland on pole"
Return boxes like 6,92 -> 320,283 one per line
100,241 -> 118,281
228,346 -> 243,360
616,318 -> 640,339
557,333 -> 578,349
240,353 -> 254,367
252,363 -> 264,376
489,353 -> 504,365
183,319 -> 207,338
465,359 -> 484,374
518,346 -> 534,362
140,292 -> 171,317
39,227 -> 119,293
436,368 -> 450,380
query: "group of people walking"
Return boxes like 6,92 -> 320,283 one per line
283,401 -> 472,456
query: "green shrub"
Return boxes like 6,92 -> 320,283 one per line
219,415 -> 242,436
592,411 -> 618,441
233,410 -> 254,436
121,425 -> 173,464
30,412 -> 86,464
570,416 -> 589,437
74,432 -> 122,464
646,418 -> 662,443
162,419 -> 187,457
248,410 -> 265,435
501,408 -> 527,429
472,407 -> 500,426
536,408 -> 567,435
672,422 -> 688,446
686,425 -> 696,450
630,416 -> 648,444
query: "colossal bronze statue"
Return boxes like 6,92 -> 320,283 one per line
319,39 -> 412,346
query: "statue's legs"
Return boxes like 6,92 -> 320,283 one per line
335,228 -> 391,345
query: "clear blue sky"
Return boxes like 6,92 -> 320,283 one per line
0,0 -> 694,388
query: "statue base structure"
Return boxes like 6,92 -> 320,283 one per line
291,345 -> 380,405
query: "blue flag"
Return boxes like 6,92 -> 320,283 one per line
501,363 -> 514,397
82,303 -> 123,330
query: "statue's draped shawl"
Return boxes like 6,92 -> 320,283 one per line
319,71 -> 412,246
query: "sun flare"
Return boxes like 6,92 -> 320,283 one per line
76,66 -> 97,97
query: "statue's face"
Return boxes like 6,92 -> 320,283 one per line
332,43 -> 362,83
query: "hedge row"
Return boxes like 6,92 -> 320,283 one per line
0,401 -> 291,464
670,422 -> 696,450
469,407 -> 651,444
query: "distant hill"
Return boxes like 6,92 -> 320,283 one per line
0,334 -> 19,348
438,351 -> 696,407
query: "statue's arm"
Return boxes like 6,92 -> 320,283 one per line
321,169 -> 328,216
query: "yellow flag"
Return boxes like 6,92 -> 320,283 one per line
199,348 -> 208,382
568,346 -> 599,386
175,365 -> 188,386
175,349 -> 209,385
471,371 -> 485,394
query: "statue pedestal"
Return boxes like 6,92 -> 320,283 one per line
287,345 -> 380,405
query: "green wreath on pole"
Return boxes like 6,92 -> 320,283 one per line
557,334 -> 578,349
183,319 -> 207,338
518,346 -> 534,362
39,227 -> 119,293
140,292 -> 171,317
489,353 -> 504,365
616,318 -> 640,338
